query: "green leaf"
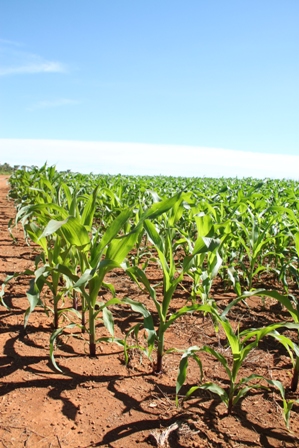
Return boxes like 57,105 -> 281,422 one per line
81,185 -> 99,228
39,218 -> 68,238
182,237 -> 220,272
25,278 -> 44,328
74,269 -> 93,288
50,327 -> 64,373
103,307 -> 114,337
126,266 -> 156,300
193,236 -> 220,256
247,290 -> 298,323
176,346 -> 201,397
40,216 -> 90,248
185,385 -> 201,399
199,382 -> 228,405
60,217 -> 90,248
140,192 -> 185,222
211,251 -> 222,279
166,304 -> 214,329
49,325 -> 79,373
176,354 -> 189,399
97,208 -> 133,253
266,379 -> 285,399
121,297 -> 156,354
233,386 -> 252,405
106,230 -> 140,265
218,318 -> 240,356
294,232 -> 299,258
194,214 -> 214,237
59,182 -> 73,208
144,219 -> 163,252
201,344 -> 232,380
25,222 -> 48,252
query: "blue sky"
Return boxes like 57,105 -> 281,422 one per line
0,1 -> 298,178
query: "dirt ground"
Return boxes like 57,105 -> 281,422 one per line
1,174 -> 299,448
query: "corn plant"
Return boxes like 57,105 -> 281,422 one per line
226,289 -> 299,392
176,309 -> 299,415
48,192 -> 189,360
127,211 -> 220,373
43,207 -> 139,357
15,183 -> 97,329
231,208 -> 278,290
182,213 -> 225,305
266,379 -> 299,430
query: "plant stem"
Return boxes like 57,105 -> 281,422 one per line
72,291 -> 78,310
290,356 -> 299,392
89,306 -> 96,357
53,295 -> 59,329
155,326 -> 164,373
81,295 -> 86,333
227,386 -> 234,415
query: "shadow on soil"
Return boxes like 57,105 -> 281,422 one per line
0,327 -> 157,425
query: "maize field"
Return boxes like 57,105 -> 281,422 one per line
1,164 -> 299,447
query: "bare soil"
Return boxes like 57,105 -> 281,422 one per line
1,175 -> 299,448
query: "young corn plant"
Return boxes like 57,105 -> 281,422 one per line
18,185 -> 98,329
30,216 -> 91,329
127,212 -> 220,373
176,309 -> 299,415
183,213 -> 225,306
266,379 -> 299,430
48,207 -> 139,357
232,208 -> 277,290
226,289 -> 299,392
52,192 -> 189,359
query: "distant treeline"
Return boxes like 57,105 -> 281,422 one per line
0,163 -> 23,174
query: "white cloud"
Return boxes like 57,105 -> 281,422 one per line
0,139 -> 298,180
0,40 -> 67,76
27,98 -> 80,111
0,60 -> 66,76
